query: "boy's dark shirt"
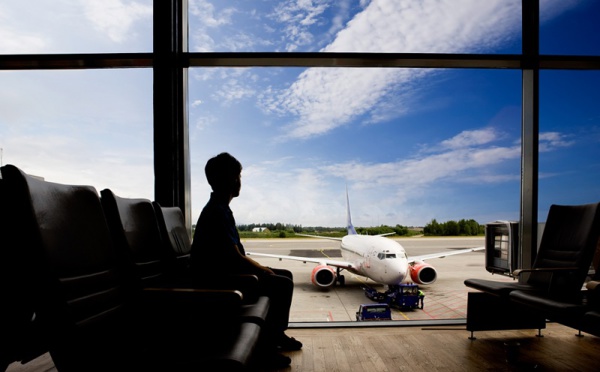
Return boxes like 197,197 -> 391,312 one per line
191,192 -> 253,277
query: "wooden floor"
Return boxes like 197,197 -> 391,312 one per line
282,322 -> 600,372
6,322 -> 600,371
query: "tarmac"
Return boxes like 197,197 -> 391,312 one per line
242,237 -> 514,325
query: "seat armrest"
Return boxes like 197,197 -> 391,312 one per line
138,287 -> 251,354
192,274 -> 261,303
141,287 -> 244,308
586,281 -> 600,308
586,280 -> 600,291
513,267 -> 583,300
140,287 -> 245,333
513,267 -> 579,277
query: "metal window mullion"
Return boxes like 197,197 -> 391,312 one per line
519,0 -> 540,278
153,0 -> 191,231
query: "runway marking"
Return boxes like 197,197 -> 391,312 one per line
397,311 -> 411,320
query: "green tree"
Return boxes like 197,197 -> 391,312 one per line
444,220 -> 459,236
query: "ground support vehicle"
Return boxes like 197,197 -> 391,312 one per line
363,283 -> 424,310
356,303 -> 392,321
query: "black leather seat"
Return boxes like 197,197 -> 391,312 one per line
152,201 -> 270,325
464,202 -> 600,338
0,164 -> 261,371
0,170 -> 48,370
465,202 -> 600,298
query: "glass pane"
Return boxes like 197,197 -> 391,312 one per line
0,1 -> 153,54
189,67 -> 521,322
189,0 -> 521,54
539,70 -> 600,218
0,69 -> 154,198
540,1 -> 600,56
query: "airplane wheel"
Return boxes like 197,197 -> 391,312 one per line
338,275 -> 345,286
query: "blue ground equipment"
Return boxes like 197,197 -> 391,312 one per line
363,283 -> 424,310
356,303 -> 392,321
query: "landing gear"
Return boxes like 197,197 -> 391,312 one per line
336,268 -> 345,286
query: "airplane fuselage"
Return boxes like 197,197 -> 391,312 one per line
340,235 -> 409,285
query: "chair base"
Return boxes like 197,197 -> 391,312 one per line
466,292 -> 546,339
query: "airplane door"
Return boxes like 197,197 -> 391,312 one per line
366,249 -> 377,268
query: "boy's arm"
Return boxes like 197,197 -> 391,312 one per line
233,244 -> 275,276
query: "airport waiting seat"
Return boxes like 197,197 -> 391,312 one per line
100,189 -> 175,288
101,190 -> 269,328
150,203 -> 193,286
0,164 -> 262,371
152,201 -> 270,324
464,202 -> 600,338
509,243 -> 600,336
0,170 -> 48,370
465,202 -> 600,299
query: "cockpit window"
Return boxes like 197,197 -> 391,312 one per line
385,254 -> 396,259
377,253 -> 385,260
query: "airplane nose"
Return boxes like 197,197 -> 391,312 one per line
390,267 -> 407,284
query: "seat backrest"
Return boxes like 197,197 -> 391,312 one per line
100,189 -> 172,288
153,202 -> 191,255
0,165 -> 138,370
0,167 -> 46,367
152,202 -> 192,286
529,202 -> 600,291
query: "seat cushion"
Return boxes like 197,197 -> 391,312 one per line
464,278 -> 538,298
583,311 -> 600,337
510,289 -> 587,327
241,295 -> 270,326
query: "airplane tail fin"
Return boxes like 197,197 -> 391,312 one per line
346,186 -> 357,235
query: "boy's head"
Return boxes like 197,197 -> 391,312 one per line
205,152 -> 242,196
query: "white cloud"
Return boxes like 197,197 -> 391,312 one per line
189,0 -> 235,27
0,4 -> 48,53
226,123 -> 580,226
440,128 -> 499,150
3,134 -> 154,201
539,132 -> 575,151
81,0 -> 152,43
0,29 -> 46,54
212,79 -> 257,105
189,0 -> 236,51
261,0 -> 576,141
269,0 -> 331,52
222,125 -> 526,226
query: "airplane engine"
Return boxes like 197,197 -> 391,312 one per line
409,261 -> 437,285
311,264 -> 337,288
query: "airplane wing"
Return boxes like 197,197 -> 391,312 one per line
296,232 -> 395,239
408,246 -> 485,264
295,233 -> 342,241
246,251 -> 355,270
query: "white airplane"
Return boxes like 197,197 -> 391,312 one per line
246,190 -> 485,289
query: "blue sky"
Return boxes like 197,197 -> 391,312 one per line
1,0 -> 599,228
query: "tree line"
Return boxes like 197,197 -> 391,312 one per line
194,219 -> 484,238
422,218 -> 484,236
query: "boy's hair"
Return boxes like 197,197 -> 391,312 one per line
205,152 -> 242,191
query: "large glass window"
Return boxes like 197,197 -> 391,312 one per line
538,70 -> 600,217
0,1 -> 153,54
0,69 -> 154,197
189,67 -> 522,322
